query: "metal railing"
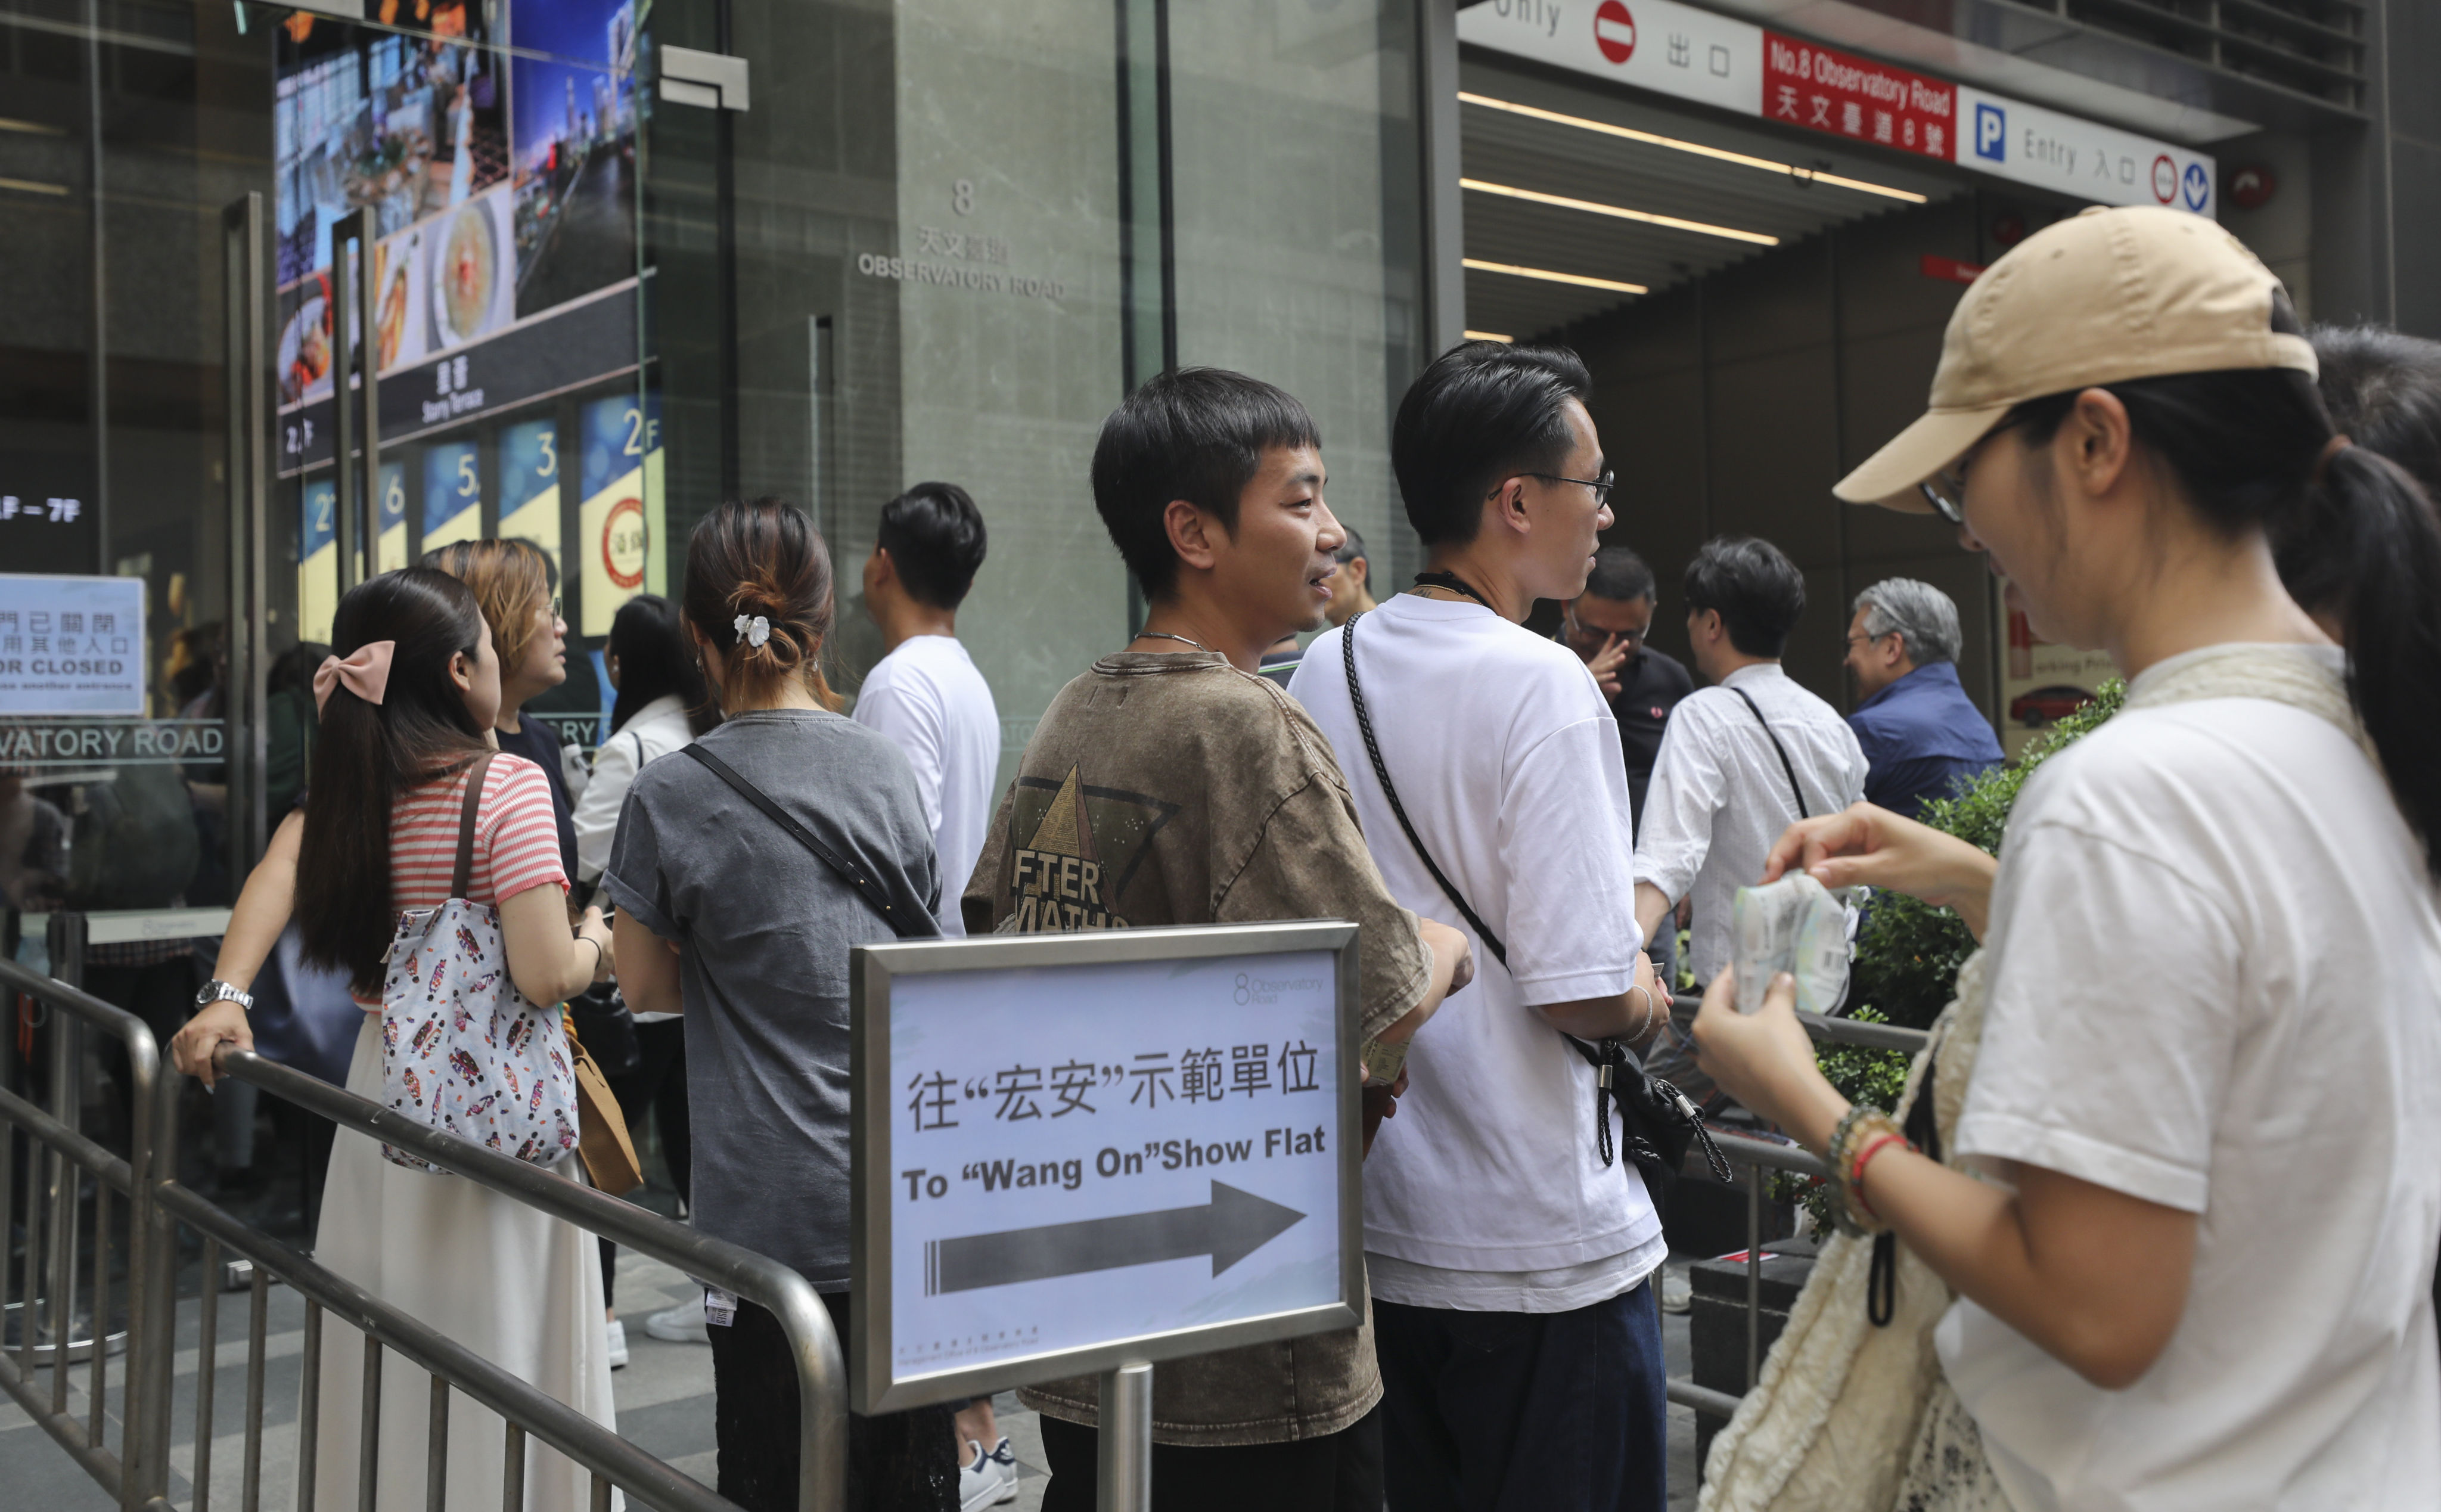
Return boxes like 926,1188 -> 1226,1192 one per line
0,915 -> 176,1512
1,914 -> 852,1512
1657,992 -> 1931,1426
4,908 -> 1930,1507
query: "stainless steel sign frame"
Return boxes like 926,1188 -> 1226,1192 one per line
849,920 -> 1364,1416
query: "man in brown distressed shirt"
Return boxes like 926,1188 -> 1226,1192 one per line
963,368 -> 1471,1511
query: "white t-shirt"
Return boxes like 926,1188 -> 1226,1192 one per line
1939,644 -> 2441,1510
852,635 -> 1000,936
1291,594 -> 1663,1312
1635,662 -> 1867,984
572,693 -> 694,887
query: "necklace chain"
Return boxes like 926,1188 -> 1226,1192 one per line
1133,631 -> 1215,653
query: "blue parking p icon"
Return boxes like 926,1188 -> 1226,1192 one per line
1976,103 -> 2006,162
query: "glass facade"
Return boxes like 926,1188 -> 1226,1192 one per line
653,0 -> 1428,781
0,0 -> 1432,896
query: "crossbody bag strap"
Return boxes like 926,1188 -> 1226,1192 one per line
1729,685 -> 1810,821
450,751 -> 496,901
679,743 -> 936,940
1343,611 -> 1508,968
1346,613 -> 1657,1168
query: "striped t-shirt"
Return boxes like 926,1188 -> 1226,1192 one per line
389,755 -> 570,912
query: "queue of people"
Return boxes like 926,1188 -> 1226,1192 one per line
144,202 -> 2441,1511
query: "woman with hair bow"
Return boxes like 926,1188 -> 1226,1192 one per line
172,566 -> 620,1512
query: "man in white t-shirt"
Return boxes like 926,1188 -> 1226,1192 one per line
1633,535 -> 1867,988
1290,341 -> 1671,1512
854,480 -> 1001,932
853,481 -> 1008,1499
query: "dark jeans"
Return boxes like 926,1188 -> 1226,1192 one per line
709,1293 -> 955,1512
600,1017 -> 688,1306
1038,1402 -> 1382,1512
87,957 -> 203,1138
1374,1280 -> 1667,1512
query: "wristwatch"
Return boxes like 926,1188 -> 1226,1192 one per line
194,979 -> 255,1014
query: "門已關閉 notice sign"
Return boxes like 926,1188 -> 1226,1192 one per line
0,574 -> 147,716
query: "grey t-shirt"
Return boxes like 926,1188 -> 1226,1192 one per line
601,708 -> 936,1289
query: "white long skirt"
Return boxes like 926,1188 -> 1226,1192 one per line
311,1014 -> 618,1512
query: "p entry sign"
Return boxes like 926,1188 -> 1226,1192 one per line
850,921 -> 1362,1415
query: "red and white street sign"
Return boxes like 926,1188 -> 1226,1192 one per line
1594,1 -> 1636,66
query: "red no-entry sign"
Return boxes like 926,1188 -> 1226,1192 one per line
1594,0 -> 1636,64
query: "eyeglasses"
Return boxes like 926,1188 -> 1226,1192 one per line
1917,473 -> 1966,526
1844,631 -> 1894,653
1567,609 -> 1647,646
545,594 -> 564,622
1523,470 -> 1617,506
1917,415 -> 2026,525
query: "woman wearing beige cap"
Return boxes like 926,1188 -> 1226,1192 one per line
1689,204 -> 2441,1509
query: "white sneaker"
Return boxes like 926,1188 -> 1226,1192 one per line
644,1293 -> 711,1344
958,1439 -> 1010,1511
987,1437 -> 1019,1504
605,1318 -> 630,1370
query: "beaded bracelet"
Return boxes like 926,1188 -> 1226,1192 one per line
1826,1107 -> 1907,1236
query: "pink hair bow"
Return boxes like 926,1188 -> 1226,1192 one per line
313,640 -> 396,714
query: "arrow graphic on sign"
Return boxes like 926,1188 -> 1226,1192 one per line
926,1181 -> 1306,1295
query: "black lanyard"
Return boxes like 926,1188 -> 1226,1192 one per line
1412,570 -> 1496,610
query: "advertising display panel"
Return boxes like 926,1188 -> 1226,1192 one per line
272,0 -> 642,479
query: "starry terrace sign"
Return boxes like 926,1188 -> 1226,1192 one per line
849,920 -> 1364,1442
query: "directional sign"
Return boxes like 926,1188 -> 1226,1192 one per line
850,922 -> 1362,1414
931,1179 -> 1305,1294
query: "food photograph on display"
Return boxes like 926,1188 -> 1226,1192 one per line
427,187 -> 518,352
272,3 -> 507,399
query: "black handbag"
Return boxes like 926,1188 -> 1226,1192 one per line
1339,612 -> 1729,1198
567,982 -> 641,1078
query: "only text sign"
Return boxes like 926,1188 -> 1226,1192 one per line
852,923 -> 1362,1413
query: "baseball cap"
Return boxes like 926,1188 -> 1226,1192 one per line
1834,204 -> 2318,512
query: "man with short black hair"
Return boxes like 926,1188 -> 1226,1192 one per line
1290,341 -> 1670,1512
965,367 -> 1474,1510
1322,525 -> 1377,627
855,481 -> 999,937
1561,546 -> 1694,837
1843,577 -> 2002,818
1633,536 -> 1867,988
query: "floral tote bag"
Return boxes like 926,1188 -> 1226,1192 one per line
377,752 -> 580,1171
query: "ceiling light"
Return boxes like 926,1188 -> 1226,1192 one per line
1463,258 -> 1647,296
1461,92 -> 1930,204
1464,330 -> 1516,344
1462,178 -> 1779,246
0,176 -> 70,197
0,117 -> 68,136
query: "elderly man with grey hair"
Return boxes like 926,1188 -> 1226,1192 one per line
1843,577 -> 2004,818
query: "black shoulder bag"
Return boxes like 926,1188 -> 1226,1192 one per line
680,743 -> 943,940
1340,611 -> 1728,1196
